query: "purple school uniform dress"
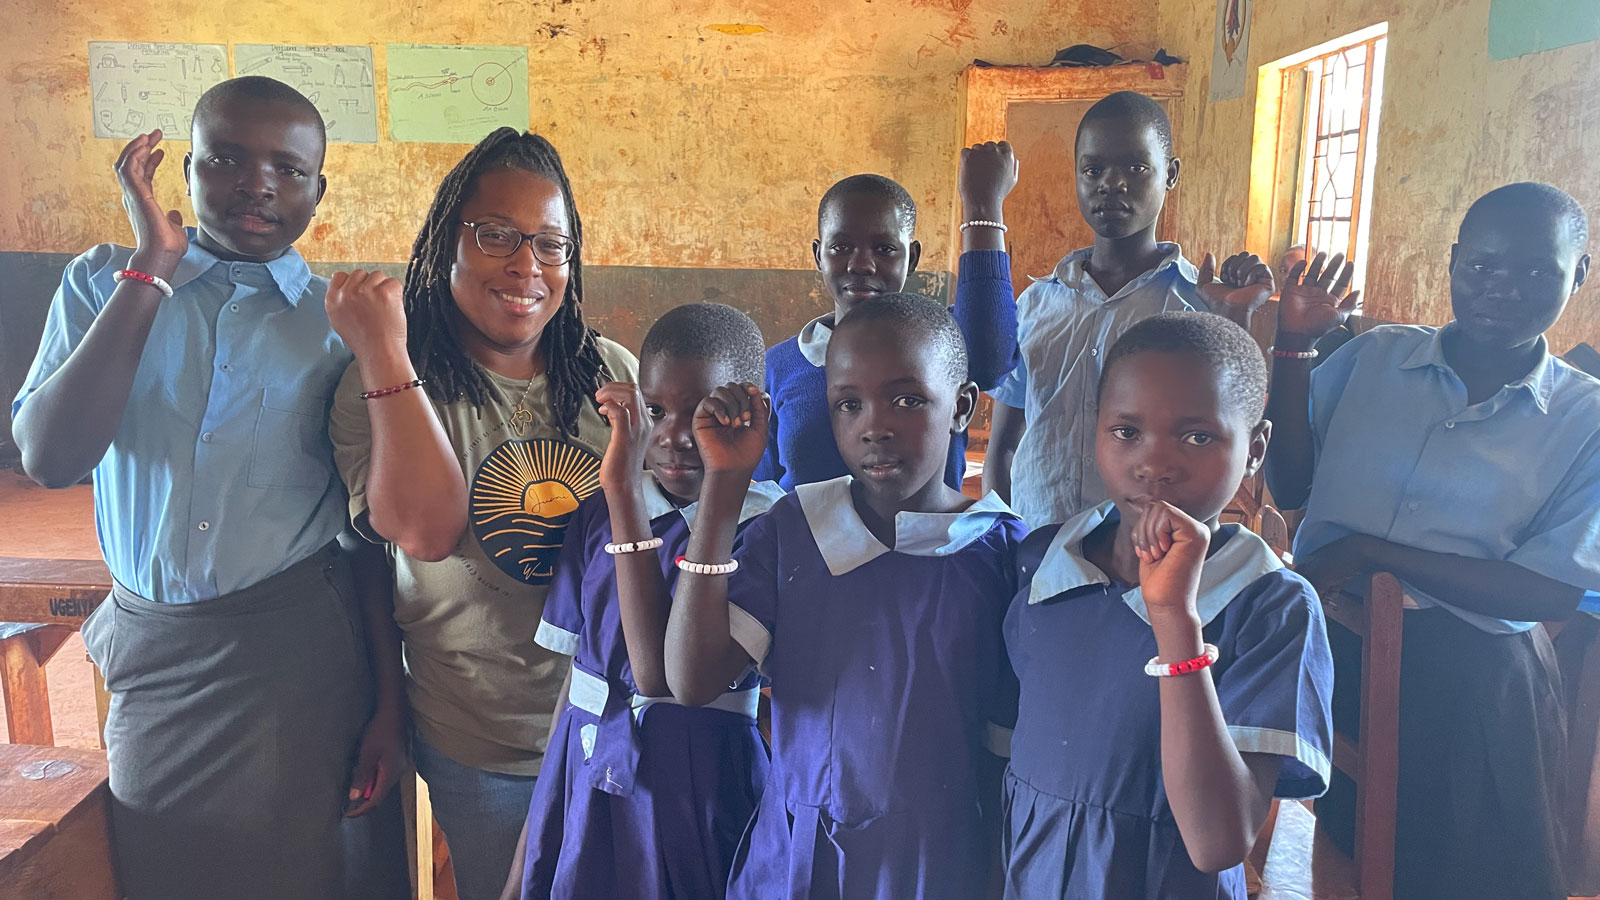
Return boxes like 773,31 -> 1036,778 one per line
1003,503 -> 1334,900
520,477 -> 784,900
723,476 -> 1027,900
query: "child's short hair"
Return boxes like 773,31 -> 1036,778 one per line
1077,91 -> 1173,159
817,174 -> 917,235
1461,182 -> 1589,251
193,76 -> 326,146
1099,312 -> 1267,423
834,292 -> 967,389
640,303 -> 766,385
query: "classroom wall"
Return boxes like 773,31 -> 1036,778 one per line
0,0 -> 1155,371
1158,0 -> 1600,354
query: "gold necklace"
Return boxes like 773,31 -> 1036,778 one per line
508,375 -> 538,435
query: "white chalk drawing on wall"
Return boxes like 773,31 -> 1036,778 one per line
89,42 -> 229,140
235,45 -> 378,143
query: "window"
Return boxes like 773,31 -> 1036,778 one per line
1248,24 -> 1388,285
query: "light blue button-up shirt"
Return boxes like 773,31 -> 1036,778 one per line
989,243 -> 1201,527
1295,324 -> 1600,633
12,231 -> 351,603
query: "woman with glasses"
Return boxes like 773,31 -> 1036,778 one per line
325,128 -> 637,900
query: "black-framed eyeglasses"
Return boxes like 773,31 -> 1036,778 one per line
460,221 -> 577,266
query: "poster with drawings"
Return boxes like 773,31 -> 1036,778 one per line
89,42 -> 228,140
386,44 -> 529,143
235,45 -> 378,143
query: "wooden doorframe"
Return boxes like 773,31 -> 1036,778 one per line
950,63 -> 1188,273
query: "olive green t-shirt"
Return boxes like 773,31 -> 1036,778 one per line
330,337 -> 638,775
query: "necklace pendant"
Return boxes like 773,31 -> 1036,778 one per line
511,406 -> 533,435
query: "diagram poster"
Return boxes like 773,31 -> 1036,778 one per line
236,45 -> 378,143
386,44 -> 529,143
1209,0 -> 1254,102
1488,0 -> 1599,59
88,42 -> 228,140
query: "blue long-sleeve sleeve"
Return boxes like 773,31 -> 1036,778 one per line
949,249 -> 1018,390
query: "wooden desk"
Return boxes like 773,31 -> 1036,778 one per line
0,743 -> 120,899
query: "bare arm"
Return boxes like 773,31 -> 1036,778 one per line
327,271 -> 467,561
341,534 -> 407,817
1262,253 -> 1362,510
664,384 -> 767,707
16,131 -> 189,488
982,401 -> 1025,502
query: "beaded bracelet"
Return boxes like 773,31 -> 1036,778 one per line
958,219 -> 1008,232
605,536 -> 665,555
675,555 -> 739,576
1269,346 -> 1319,360
113,268 -> 175,298
1144,644 -> 1219,677
359,379 -> 426,400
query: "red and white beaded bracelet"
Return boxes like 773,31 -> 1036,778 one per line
605,537 -> 665,555
1144,644 -> 1219,677
113,268 -> 175,298
675,555 -> 739,576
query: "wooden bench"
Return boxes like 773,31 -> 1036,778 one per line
0,556 -> 112,747
0,742 -> 120,899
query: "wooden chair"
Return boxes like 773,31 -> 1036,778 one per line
1315,572 -> 1405,900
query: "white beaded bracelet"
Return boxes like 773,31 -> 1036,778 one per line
604,536 -> 664,555
674,556 -> 739,576
1144,644 -> 1219,678
959,219 -> 1008,232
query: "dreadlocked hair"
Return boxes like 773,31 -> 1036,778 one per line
402,127 -> 611,437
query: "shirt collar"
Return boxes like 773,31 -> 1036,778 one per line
639,474 -> 784,530
1026,500 -> 1283,626
796,313 -> 835,367
796,475 -> 1018,576
1048,242 -> 1196,297
1399,324 -> 1557,414
168,228 -> 313,306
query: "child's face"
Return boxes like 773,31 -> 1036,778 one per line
826,321 -> 975,506
1449,214 -> 1591,351
184,98 -> 326,262
639,354 -> 727,503
812,194 -> 921,315
450,168 -> 572,362
1074,116 -> 1177,241
1095,351 -> 1268,529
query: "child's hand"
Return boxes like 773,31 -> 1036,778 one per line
1275,251 -> 1362,347
596,382 -> 651,491
959,141 -> 1019,219
343,707 -> 405,818
1133,500 -> 1211,624
115,130 -> 188,270
326,270 -> 408,363
693,382 -> 769,477
1196,252 -> 1274,318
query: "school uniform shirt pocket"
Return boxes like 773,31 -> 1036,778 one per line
249,386 -> 337,490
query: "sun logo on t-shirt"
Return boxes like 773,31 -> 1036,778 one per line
470,439 -> 601,585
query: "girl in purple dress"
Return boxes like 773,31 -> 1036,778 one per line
1002,312 -> 1334,899
511,303 -> 781,900
666,293 -> 1028,900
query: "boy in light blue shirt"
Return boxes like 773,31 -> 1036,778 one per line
1265,183 -> 1597,900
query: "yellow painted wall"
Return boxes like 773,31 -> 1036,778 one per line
1158,0 -> 1600,353
2,0 -> 1157,271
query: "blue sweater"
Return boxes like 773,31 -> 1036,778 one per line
754,250 -> 1019,491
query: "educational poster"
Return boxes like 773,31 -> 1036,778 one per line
235,45 -> 378,143
386,44 -> 529,143
88,42 -> 228,139
1209,0 -> 1254,102
1488,0 -> 1600,60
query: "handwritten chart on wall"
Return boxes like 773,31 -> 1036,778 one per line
235,45 -> 378,143
89,42 -> 228,140
386,44 -> 529,143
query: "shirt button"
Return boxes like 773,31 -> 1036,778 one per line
201,432 -> 213,442
219,363 -> 232,372
229,303 -> 240,313
197,521 -> 211,531
1445,421 -> 1456,428
1407,501 -> 1420,511
1089,347 -> 1099,357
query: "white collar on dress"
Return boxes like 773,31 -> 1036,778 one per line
1026,500 -> 1283,626
796,475 -> 1017,576
640,474 -> 784,530
796,314 -> 835,367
